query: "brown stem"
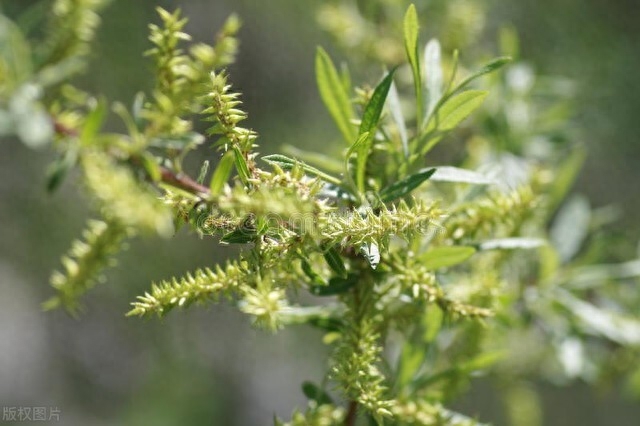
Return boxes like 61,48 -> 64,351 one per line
53,119 -> 211,197
345,400 -> 358,426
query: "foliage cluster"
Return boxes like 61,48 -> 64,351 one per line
1,1 -> 638,425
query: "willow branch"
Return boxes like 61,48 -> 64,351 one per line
53,119 -> 211,197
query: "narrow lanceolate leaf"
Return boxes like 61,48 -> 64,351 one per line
450,56 -> 512,96
356,69 -> 396,193
421,90 -> 488,154
420,246 -> 476,270
429,166 -> 497,185
232,145 -> 251,186
209,150 -> 235,195
379,168 -> 435,202
262,154 -> 342,185
403,4 -> 422,126
344,132 -> 370,193
322,244 -> 348,278
315,47 -> 355,143
424,39 -> 443,118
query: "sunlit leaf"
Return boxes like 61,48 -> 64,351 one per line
356,69 -> 396,192
479,238 -> 545,251
403,4 -> 423,125
315,47 -> 355,143
420,246 -> 476,269
209,150 -> 235,195
429,166 -> 497,185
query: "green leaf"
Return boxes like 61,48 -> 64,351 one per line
302,382 -> 333,406
80,98 -> 107,144
451,56 -> 511,96
429,166 -> 497,185
46,148 -> 78,193
0,14 -> 33,86
422,305 -> 443,343
262,154 -> 342,186
379,168 -> 435,202
420,246 -> 476,269
315,47 -> 355,143
548,146 -> 586,213
403,4 -> 423,127
356,68 -> 396,192
322,244 -> 348,278
310,275 -> 357,296
421,90 -> 488,154
220,226 -> 256,244
344,131 -> 370,194
232,145 -> 251,186
209,150 -> 235,195
300,257 -> 326,286
139,152 -> 161,182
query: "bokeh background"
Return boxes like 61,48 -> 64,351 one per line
1,0 -> 639,425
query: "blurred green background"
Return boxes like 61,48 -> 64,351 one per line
1,0 -> 639,424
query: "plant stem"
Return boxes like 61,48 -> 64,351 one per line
53,119 -> 211,197
345,400 -> 358,426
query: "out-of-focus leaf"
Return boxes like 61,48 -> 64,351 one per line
139,152 -> 161,182
282,145 -> 343,175
420,246 -> 476,269
379,168 -> 435,202
302,381 -> 333,406
550,194 -> 590,263
424,39 -> 443,118
429,166 -> 497,185
403,4 -> 422,124
262,154 -> 341,186
556,290 -> 640,345
479,238 -> 545,251
0,14 -> 32,86
356,68 -> 396,192
80,98 -> 107,144
46,148 -> 78,193
310,275 -> 356,296
397,344 -> 425,389
387,80 -> 408,157
548,146 -> 586,213
209,150 -> 235,195
452,57 -> 511,94
564,260 -> 640,290
422,304 -> 443,343
315,47 -> 355,143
